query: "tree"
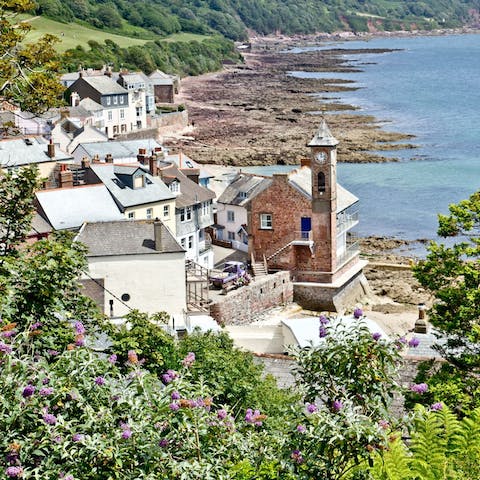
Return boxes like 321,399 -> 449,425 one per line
0,0 -> 64,112
413,191 -> 480,368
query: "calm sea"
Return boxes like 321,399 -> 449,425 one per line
247,34 -> 480,248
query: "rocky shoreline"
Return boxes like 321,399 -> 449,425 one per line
169,38 -> 417,166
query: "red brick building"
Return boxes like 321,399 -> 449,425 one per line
247,120 -> 368,311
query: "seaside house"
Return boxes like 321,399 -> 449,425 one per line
148,70 -> 180,104
86,163 -> 177,234
216,173 -> 271,252
155,160 -> 216,268
247,120 -> 368,311
76,220 -> 186,318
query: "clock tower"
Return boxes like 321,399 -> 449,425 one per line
308,119 -> 339,274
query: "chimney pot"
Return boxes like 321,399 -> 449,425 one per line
105,153 -> 113,163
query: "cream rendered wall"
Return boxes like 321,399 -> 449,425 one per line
216,203 -> 247,243
86,252 -> 186,318
124,199 -> 176,234
37,161 -> 60,181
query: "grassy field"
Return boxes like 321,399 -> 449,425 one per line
16,15 -> 150,52
15,15 -> 211,52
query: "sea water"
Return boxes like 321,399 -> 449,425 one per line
249,34 -> 480,246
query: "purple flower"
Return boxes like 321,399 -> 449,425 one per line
121,429 -> 132,439
39,387 -> 54,396
408,337 -> 420,348
2,330 -> 15,338
332,400 -> 343,412
22,385 -> 35,398
65,476 -> 74,480
6,466 -> 23,478
410,383 -> 428,394
0,343 -> 12,354
291,450 -> 304,464
296,424 -> 306,433
74,335 -> 85,347
398,336 -> 407,344
42,377 -> 50,385
431,402 -> 443,411
353,308 -> 363,319
372,332 -> 382,341
245,408 -> 265,426
319,326 -> 328,338
94,376 -> 105,386
72,433 -> 84,442
319,315 -> 329,325
48,349 -> 59,357
378,420 -> 390,429
159,439 -> 169,447
162,369 -> 178,384
306,403 -> 317,414
169,402 -> 179,411
31,322 -> 42,330
74,321 -> 85,335
217,408 -> 228,420
182,352 -> 196,367
108,354 -> 117,364
171,391 -> 181,400
43,413 -> 57,425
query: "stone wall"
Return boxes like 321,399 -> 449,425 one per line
210,271 -> 293,326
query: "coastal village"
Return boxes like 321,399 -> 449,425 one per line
0,59 -> 435,380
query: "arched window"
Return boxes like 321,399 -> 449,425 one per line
317,172 -> 326,192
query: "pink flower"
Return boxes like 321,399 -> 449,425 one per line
182,352 -> 196,367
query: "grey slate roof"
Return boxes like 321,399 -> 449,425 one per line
119,73 -> 145,85
149,70 -> 175,85
90,164 -> 174,209
156,163 -> 215,208
35,184 -> 124,230
288,166 -> 358,212
0,137 -> 72,167
79,76 -> 127,95
165,153 -> 213,180
76,220 -> 183,256
217,173 -> 272,206
79,97 -> 103,112
73,139 -> 163,161
308,119 -> 339,147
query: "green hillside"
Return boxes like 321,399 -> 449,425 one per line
31,0 -> 480,41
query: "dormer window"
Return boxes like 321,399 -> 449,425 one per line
133,175 -> 145,189
239,191 -> 247,199
170,181 -> 180,194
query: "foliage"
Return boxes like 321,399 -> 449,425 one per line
368,405 -> 480,479
0,0 -> 64,112
293,316 -> 402,418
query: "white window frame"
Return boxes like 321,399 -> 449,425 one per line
180,237 -> 186,249
120,95 -> 125,104
227,231 -> 235,241
106,97 -> 111,105
260,213 -> 272,230
227,210 -> 235,222
163,205 -> 169,217
107,110 -> 113,121
186,206 -> 192,221
120,109 -> 125,119
188,235 -> 193,249
170,181 -> 179,193
146,208 -> 153,219
127,211 -> 135,220
113,96 -> 118,105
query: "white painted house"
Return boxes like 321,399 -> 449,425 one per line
76,220 -> 186,318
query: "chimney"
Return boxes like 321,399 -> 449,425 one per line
300,157 -> 311,167
154,221 -> 163,251
47,139 -> 55,158
70,92 -> 80,107
105,153 -> 113,163
148,156 -> 158,176
414,303 -> 428,334
182,168 -> 200,184
105,65 -> 112,77
137,148 -> 147,165
58,168 -> 73,188
81,157 -> 90,169
92,154 -> 101,164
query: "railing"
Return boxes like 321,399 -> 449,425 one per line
266,230 -> 314,261
199,237 -> 212,254
293,230 -> 313,242
336,210 -> 359,233
231,240 -> 248,252
336,241 -> 360,268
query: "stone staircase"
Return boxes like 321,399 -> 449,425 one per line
251,253 -> 268,277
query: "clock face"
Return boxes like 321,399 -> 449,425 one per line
315,151 -> 326,163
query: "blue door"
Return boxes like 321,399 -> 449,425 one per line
301,217 -> 311,239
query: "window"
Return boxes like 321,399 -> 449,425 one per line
170,181 -> 179,193
239,191 -> 247,199
106,97 -> 111,105
199,229 -> 204,241
317,172 -> 326,193
107,110 -> 113,121
186,206 -> 192,221
163,205 -> 169,217
146,208 -> 153,219
180,207 -> 191,222
260,213 -> 272,229
120,95 -> 124,104
121,124 -> 127,133
227,210 -> 235,222
120,109 -> 125,119
113,125 -> 118,135
128,211 -> 135,219
180,238 -> 186,249
136,107 -> 143,117
113,96 -> 118,105
228,231 -> 235,241
202,201 -> 209,216
188,235 -> 193,249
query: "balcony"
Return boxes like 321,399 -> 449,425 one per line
199,236 -> 212,254
336,209 -> 359,234
291,230 -> 314,246
336,241 -> 360,268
